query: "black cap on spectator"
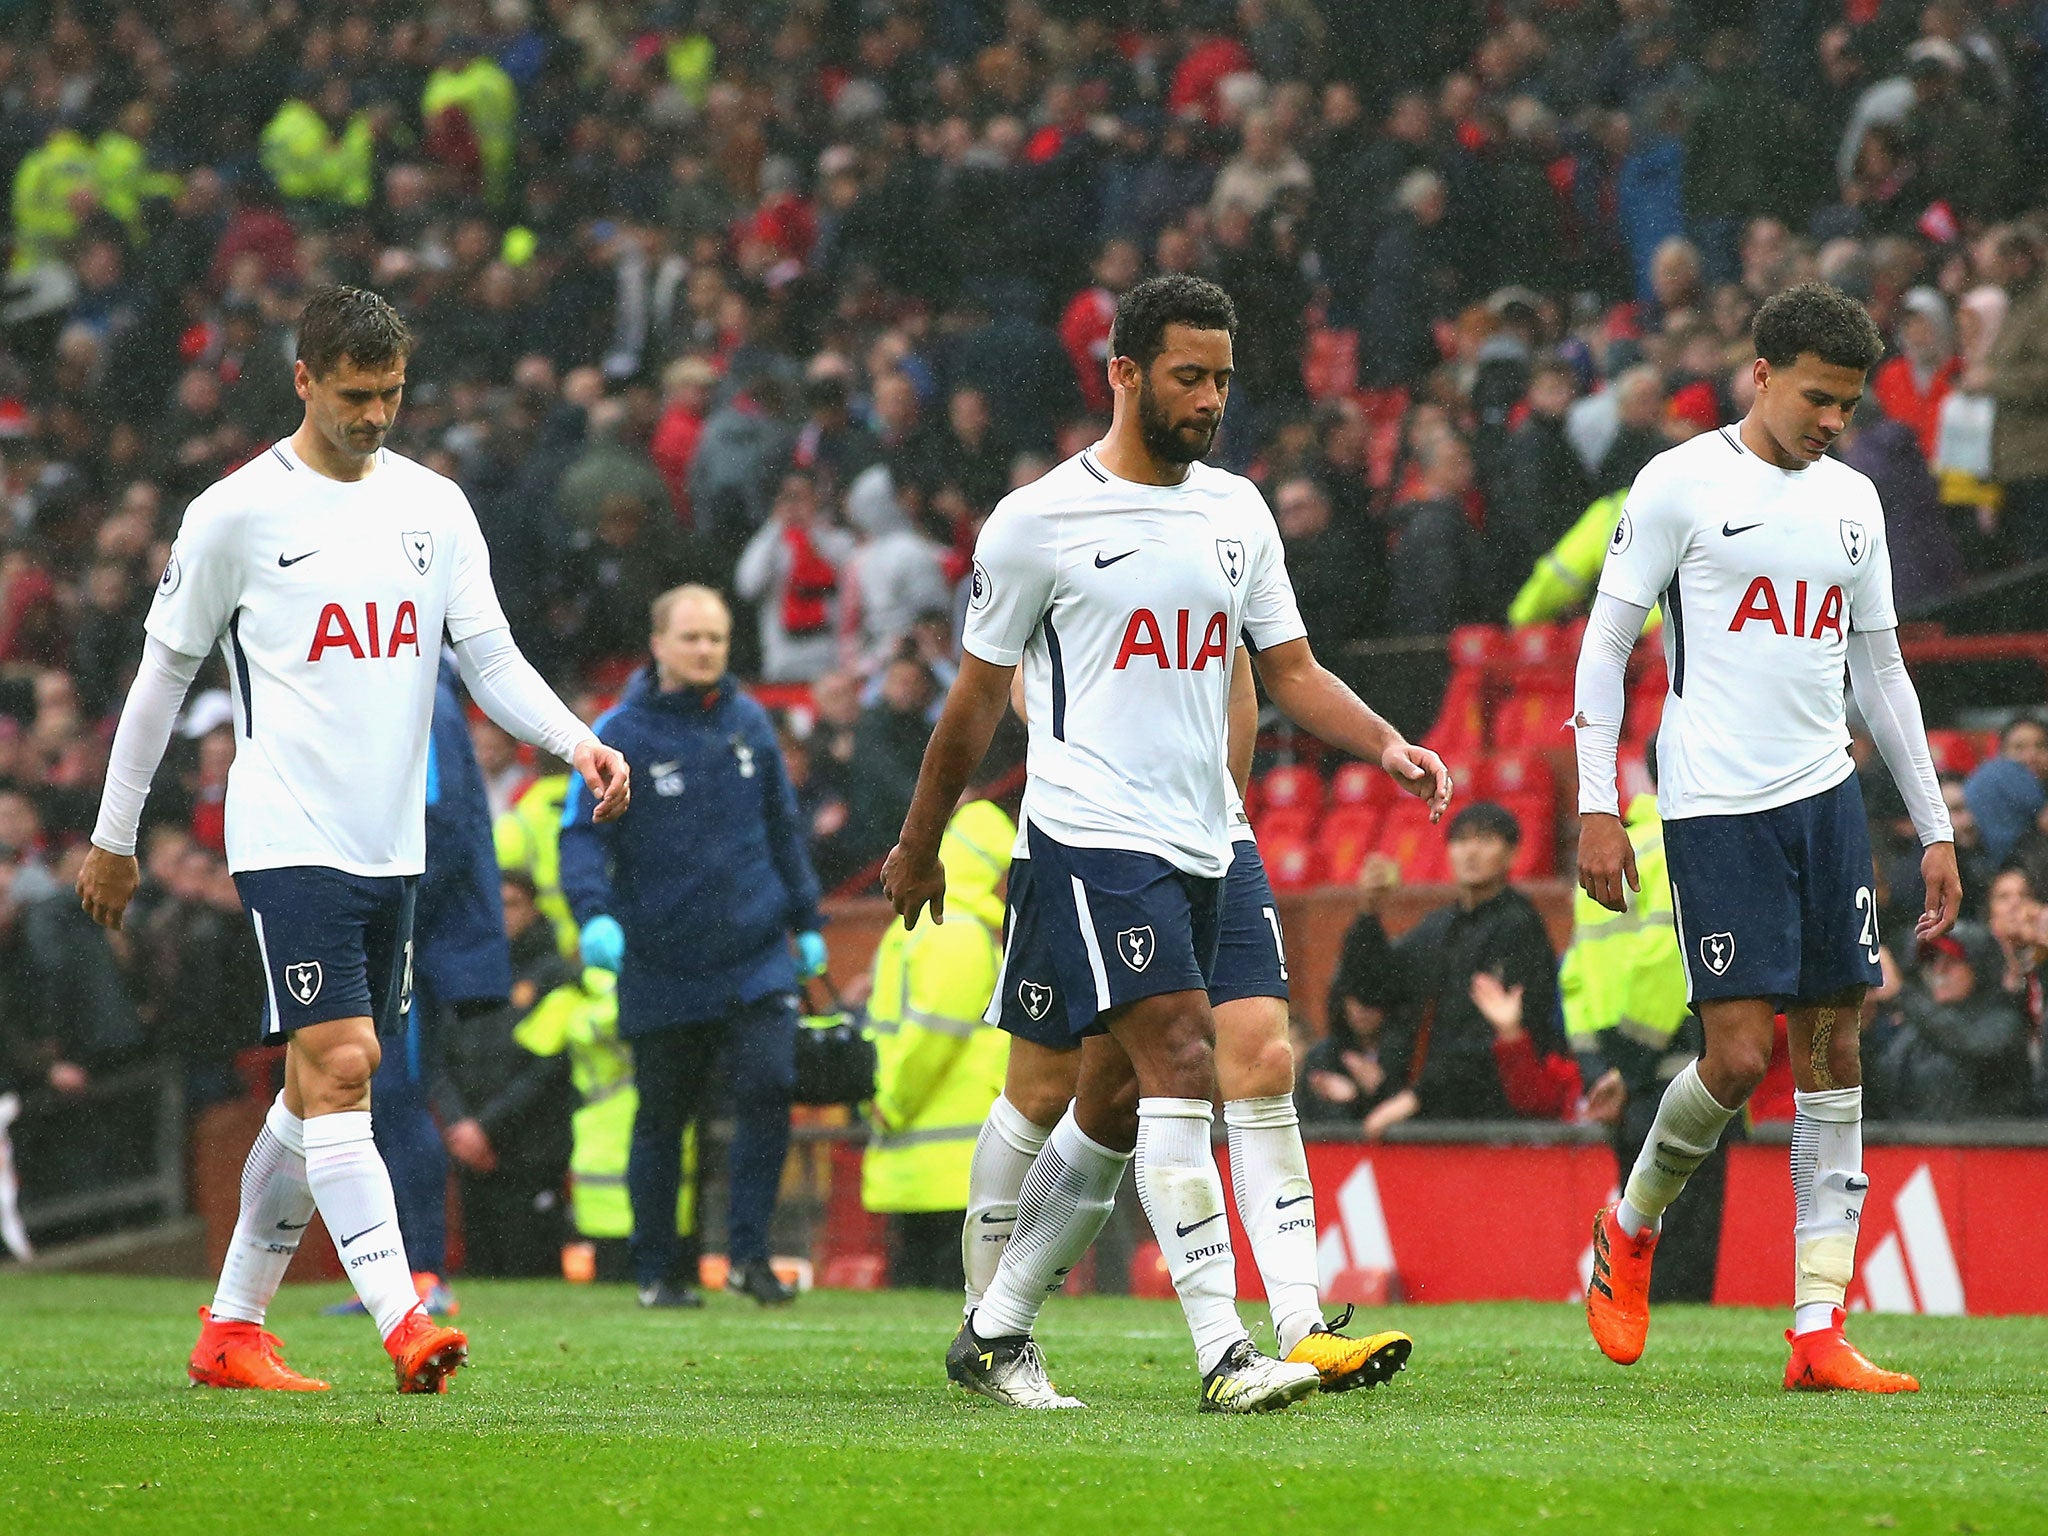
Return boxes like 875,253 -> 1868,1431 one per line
1447,801 -> 1521,846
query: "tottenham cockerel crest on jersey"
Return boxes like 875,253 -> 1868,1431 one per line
402,531 -> 435,574
1215,538 -> 1245,587
1840,520 -> 1866,565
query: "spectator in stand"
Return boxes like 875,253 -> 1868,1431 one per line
1597,364 -> 1674,490
1302,854 -> 1408,1125
431,872 -> 576,1278
1872,287 -> 1960,461
735,469 -> 856,684
1362,167 -> 1454,388
649,356 -> 718,526
842,460 -> 952,675
1492,359 -> 1594,608
938,387 -> 1014,518
1271,473 -> 1382,658
469,718 -> 529,822
1366,803 -> 1574,1137
846,652 -> 939,872
1871,925 -> 2033,1119
137,844 -> 263,1110
1059,238 -> 1143,419
1974,228 -> 2048,558
1963,716 -> 2047,866
791,370 -> 881,508
1387,432 -> 1486,639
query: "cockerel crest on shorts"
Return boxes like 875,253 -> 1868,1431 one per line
1700,932 -> 1736,976
1116,926 -> 1155,972
285,961 -> 324,1006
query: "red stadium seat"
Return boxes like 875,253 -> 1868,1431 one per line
1491,690 -> 1573,752
1448,624 -> 1508,674
1496,793 -> 1556,878
1250,804 -> 1317,843
1424,671 -> 1490,755
1485,749 -> 1553,801
1261,834 -> 1324,892
1924,728 -> 1983,777
1329,759 -> 1387,807
1257,763 -> 1325,815
1377,801 -> 1449,883
1322,804 -> 1384,882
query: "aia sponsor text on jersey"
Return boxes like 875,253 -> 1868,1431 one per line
307,600 -> 423,661
1727,577 -> 1845,641
1112,608 -> 1231,671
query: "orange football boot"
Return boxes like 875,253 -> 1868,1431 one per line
386,1307 -> 469,1394
1586,1204 -> 1657,1365
1784,1309 -> 1920,1393
187,1306 -> 329,1391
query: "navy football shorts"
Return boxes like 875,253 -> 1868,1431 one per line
234,865 -> 418,1042
989,824 -> 1223,1049
1207,838 -> 1290,1007
1661,773 -> 1885,1007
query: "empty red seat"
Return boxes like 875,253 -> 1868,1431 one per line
1491,690 -> 1573,752
1448,624 -> 1508,673
1377,801 -> 1449,883
1322,804 -> 1384,882
1261,835 -> 1324,892
1251,804 -> 1317,843
1924,728 -> 1983,776
1329,759 -> 1387,807
1257,762 -> 1324,816
1424,670 -> 1489,755
1485,749 -> 1552,800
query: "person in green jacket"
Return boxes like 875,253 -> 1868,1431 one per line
10,124 -> 100,273
1559,744 -> 1723,1301
422,47 -> 517,206
862,799 -> 1014,1290
260,79 -> 379,211
495,762 -> 577,961
94,102 -> 182,241
1508,489 -> 1661,634
514,908 -> 698,1291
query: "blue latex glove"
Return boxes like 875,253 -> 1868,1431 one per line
796,929 -> 828,979
579,914 -> 625,974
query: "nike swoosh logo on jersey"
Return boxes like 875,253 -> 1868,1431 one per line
278,550 -> 320,567
1094,550 -> 1137,568
1176,1212 -> 1224,1238
338,1221 -> 387,1248
1720,522 -> 1761,537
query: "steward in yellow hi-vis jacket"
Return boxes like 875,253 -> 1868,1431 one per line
515,965 -> 696,1285
1509,490 -> 1660,634
862,800 -> 1014,1290
495,768 -> 577,960
1559,760 -> 1725,1302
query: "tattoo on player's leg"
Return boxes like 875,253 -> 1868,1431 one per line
1808,1007 -> 1837,1089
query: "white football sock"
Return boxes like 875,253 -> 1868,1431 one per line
962,1095 -> 1053,1315
1619,1062 -> 1737,1237
1224,1095 -> 1322,1357
1134,1097 -> 1250,1374
972,1107 -> 1128,1342
209,1094 -> 315,1326
0,1091 -> 31,1262
302,1111 -> 419,1340
1792,1086 -> 1865,1334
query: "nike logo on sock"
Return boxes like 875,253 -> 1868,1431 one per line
1175,1213 -> 1224,1238
1275,1195 -> 1313,1210
338,1221 -> 387,1248
979,1212 -> 1012,1224
275,1219 -> 310,1231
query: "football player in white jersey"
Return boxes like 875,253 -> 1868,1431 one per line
881,275 -> 1450,1412
76,287 -> 629,1394
1574,283 -> 1959,1392
960,649 -> 1414,1399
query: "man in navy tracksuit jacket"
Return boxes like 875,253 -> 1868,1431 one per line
559,584 -> 826,1306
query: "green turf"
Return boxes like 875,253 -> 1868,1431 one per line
0,1275 -> 2040,1535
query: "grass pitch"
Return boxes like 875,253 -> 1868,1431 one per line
0,1275 -> 2041,1535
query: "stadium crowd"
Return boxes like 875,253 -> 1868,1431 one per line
7,0 -> 2048,1265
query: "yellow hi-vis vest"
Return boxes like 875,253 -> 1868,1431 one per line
495,774 -> 576,960
260,100 -> 375,206
10,129 -> 99,272
421,57 -> 517,205
1559,794 -> 1688,1054
515,967 -> 694,1240
1508,489 -> 1663,634
93,131 -> 181,236
861,802 -> 1014,1215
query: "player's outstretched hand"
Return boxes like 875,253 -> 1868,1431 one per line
1577,812 -> 1639,913
77,845 -> 140,931
574,738 -> 632,823
1382,742 -> 1453,822
1915,840 -> 1963,941
880,842 -> 946,929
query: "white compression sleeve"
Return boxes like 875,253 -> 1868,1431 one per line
1847,628 -> 1953,847
451,628 -> 596,762
1572,591 -> 1650,818
91,636 -> 206,856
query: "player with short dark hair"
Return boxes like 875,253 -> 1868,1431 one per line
1574,281 -> 1957,1392
77,284 -> 630,1395
882,274 -> 1449,1412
